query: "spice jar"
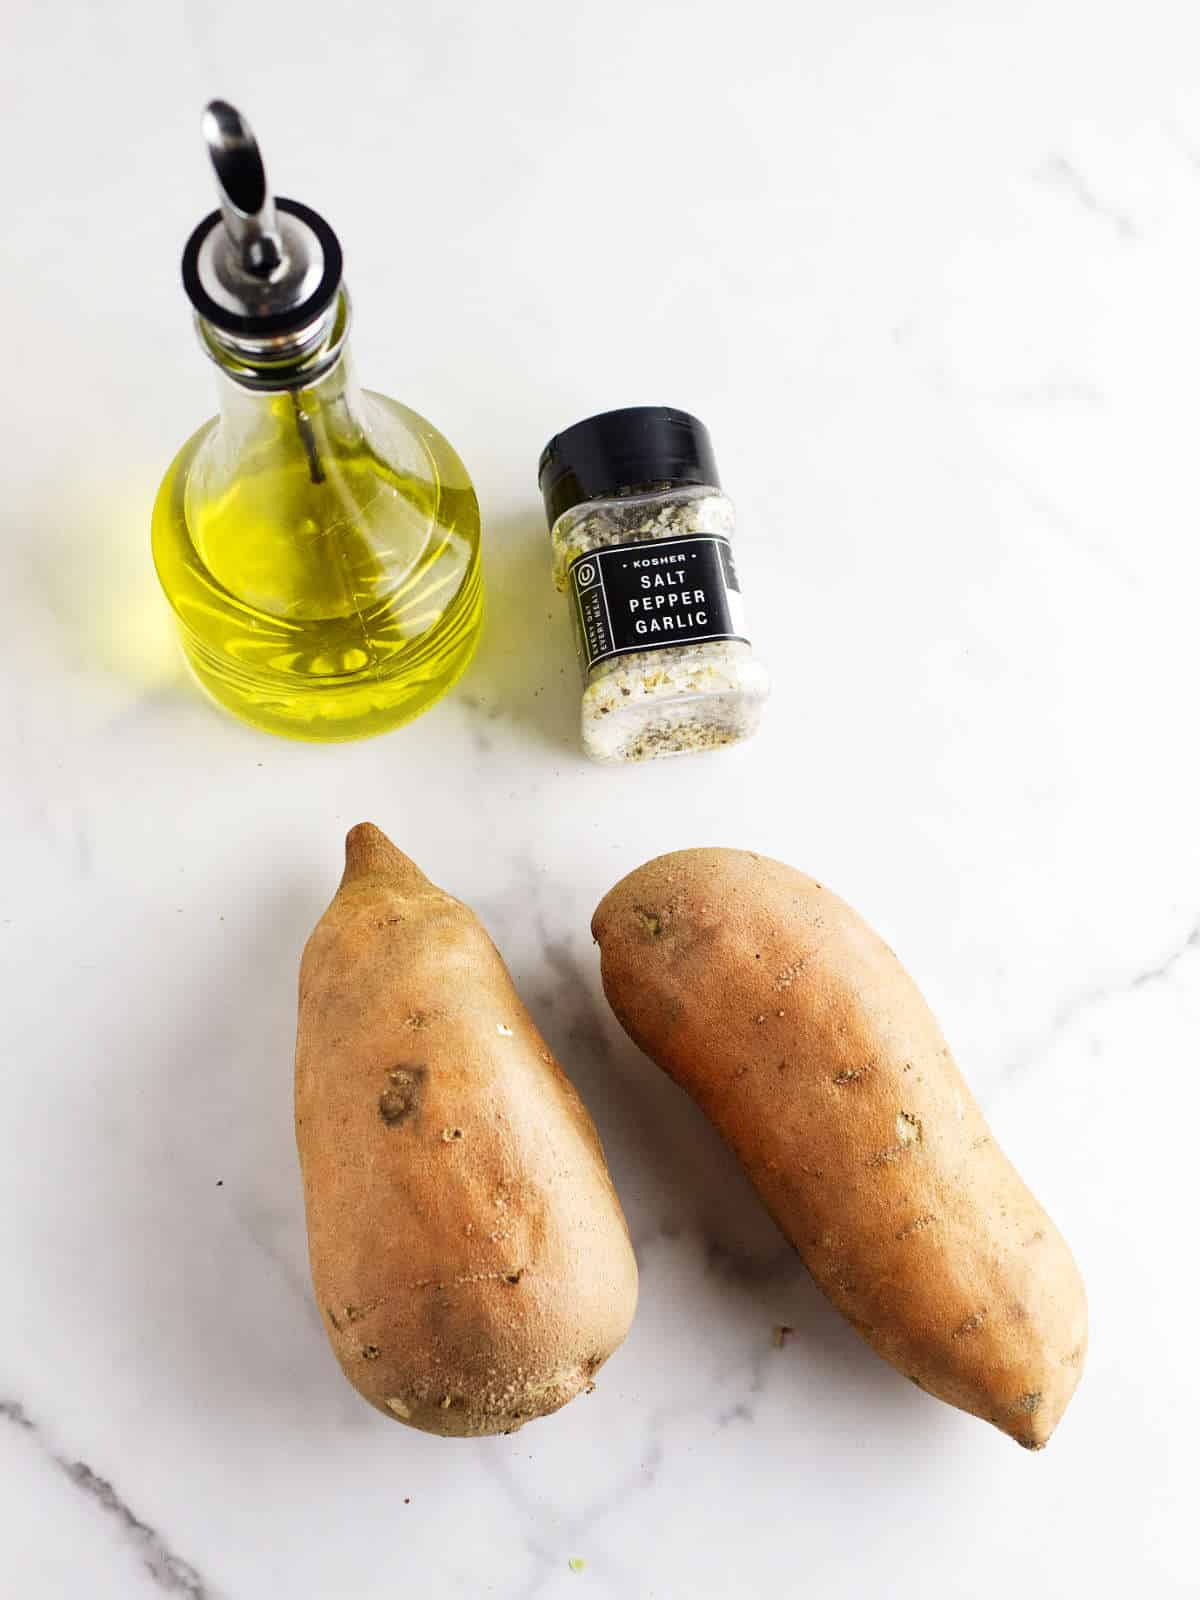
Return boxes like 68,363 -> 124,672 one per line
539,407 -> 769,763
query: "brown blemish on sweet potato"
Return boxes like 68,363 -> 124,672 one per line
866,1145 -> 905,1167
833,1063 -> 874,1085
895,1214 -> 936,1240
896,1111 -> 922,1145
866,1113 -> 921,1167
408,1266 -> 534,1292
379,1065 -> 426,1126
954,1311 -> 987,1339
342,1300 -> 382,1325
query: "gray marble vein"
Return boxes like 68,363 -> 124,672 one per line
999,917 -> 1200,1088
484,1434 -> 665,1600
972,445 -> 1140,588
228,1189 -> 317,1319
0,1400 -> 217,1599
1163,120 -> 1200,174
1037,154 -> 1140,241
1130,920 -> 1200,990
0,1399 -> 34,1430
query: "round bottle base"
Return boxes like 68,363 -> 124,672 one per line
180,565 -> 482,743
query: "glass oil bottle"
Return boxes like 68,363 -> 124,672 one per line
152,102 -> 482,741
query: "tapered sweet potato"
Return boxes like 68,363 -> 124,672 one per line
593,848 -> 1086,1448
296,824 -> 637,1437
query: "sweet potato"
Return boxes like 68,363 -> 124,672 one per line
296,823 -> 637,1436
593,848 -> 1086,1447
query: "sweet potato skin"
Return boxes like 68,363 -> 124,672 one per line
593,848 -> 1086,1447
296,824 -> 637,1437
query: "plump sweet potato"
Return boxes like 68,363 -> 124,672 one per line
593,848 -> 1086,1448
296,823 -> 637,1437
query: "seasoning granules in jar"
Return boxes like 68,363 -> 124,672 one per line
538,407 -> 770,763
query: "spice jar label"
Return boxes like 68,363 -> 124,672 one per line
569,536 -> 747,670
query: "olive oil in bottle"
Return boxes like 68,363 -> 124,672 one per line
152,102 -> 482,741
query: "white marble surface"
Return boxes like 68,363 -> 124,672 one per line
3,1 -> 1199,1595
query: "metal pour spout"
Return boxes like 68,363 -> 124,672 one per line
185,97 -> 342,349
193,99 -> 340,483
202,100 -> 286,280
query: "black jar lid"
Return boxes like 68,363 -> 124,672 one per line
538,407 -> 721,528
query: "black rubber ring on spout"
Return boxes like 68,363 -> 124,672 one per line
181,197 -> 343,338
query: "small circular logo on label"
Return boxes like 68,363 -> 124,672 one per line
575,561 -> 597,588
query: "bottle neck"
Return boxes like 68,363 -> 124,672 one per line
204,292 -> 369,486
197,283 -> 351,387
214,341 -> 367,438
207,324 -> 369,490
